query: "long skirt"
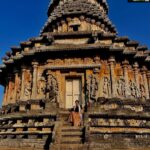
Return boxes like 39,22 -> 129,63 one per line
69,112 -> 81,126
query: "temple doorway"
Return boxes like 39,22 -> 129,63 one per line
65,78 -> 82,109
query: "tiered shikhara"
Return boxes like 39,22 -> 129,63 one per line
0,0 -> 150,150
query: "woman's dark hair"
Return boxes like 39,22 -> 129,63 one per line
75,100 -> 79,103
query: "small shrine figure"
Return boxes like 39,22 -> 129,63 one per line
129,80 -> 141,98
140,84 -> 146,100
46,74 -> 58,102
90,75 -> 98,100
37,77 -> 46,98
117,78 -> 125,97
24,81 -> 31,100
103,77 -> 110,98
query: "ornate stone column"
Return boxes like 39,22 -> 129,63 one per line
122,60 -> 130,98
13,69 -> 19,102
133,62 -> 140,91
7,75 -> 12,104
20,67 -> 26,100
3,83 -> 9,106
31,62 -> 38,99
147,71 -> 150,97
141,66 -> 149,99
108,57 -> 116,97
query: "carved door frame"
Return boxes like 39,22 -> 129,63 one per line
62,72 -> 85,109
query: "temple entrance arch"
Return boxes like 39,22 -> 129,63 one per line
65,78 -> 82,109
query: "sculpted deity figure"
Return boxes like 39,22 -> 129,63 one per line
103,77 -> 110,98
46,74 -> 58,102
117,78 -> 125,97
129,80 -> 140,98
90,75 -> 98,100
37,77 -> 46,98
24,81 -> 32,100
22,69 -> 32,100
87,75 -> 99,101
129,81 -> 136,98
140,84 -> 146,100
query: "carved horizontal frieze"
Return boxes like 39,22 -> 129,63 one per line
35,44 -> 110,53
90,127 -> 150,134
44,64 -> 101,70
89,118 -> 150,127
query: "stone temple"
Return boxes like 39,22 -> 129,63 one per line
0,0 -> 150,149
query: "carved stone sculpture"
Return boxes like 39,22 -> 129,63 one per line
37,77 -> 46,99
140,84 -> 146,100
117,78 -> 125,97
87,74 -> 98,101
103,77 -> 110,98
24,81 -> 32,100
46,74 -> 58,102
129,80 -> 140,98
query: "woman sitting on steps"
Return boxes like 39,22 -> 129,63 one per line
68,100 -> 83,126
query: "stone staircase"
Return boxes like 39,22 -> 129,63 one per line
60,125 -> 85,149
50,109 -> 88,150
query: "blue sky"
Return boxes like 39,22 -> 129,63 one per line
0,0 -> 150,106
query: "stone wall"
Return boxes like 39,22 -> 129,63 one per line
85,98 -> 150,150
2,54 -> 150,109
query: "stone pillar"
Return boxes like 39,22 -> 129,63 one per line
108,57 -> 116,97
147,71 -> 150,98
133,62 -> 140,91
31,62 -> 38,99
122,60 -> 130,98
3,84 -> 9,106
13,69 -> 19,101
141,66 -> 149,99
7,75 -> 12,104
20,67 -> 26,100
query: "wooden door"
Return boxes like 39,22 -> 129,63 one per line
66,79 -> 81,108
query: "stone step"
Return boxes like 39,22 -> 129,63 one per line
62,126 -> 83,132
59,109 -> 70,114
50,144 -> 89,150
62,131 -> 83,137
62,122 -> 73,126
60,144 -> 88,150
61,137 -> 82,144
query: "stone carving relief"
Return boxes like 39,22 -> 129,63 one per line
16,76 -> 21,100
140,84 -> 146,100
103,77 -> 110,98
89,118 -> 148,127
37,77 -> 46,99
9,81 -> 15,102
24,70 -> 32,100
24,81 -> 32,100
46,74 -> 59,102
47,57 -> 96,67
84,58 -> 94,64
129,80 -> 140,98
87,74 -> 99,102
68,18 -> 81,31
65,58 -> 72,65
116,77 -> 125,97
54,59 -> 64,65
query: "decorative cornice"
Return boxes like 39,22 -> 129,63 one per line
44,64 -> 101,70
